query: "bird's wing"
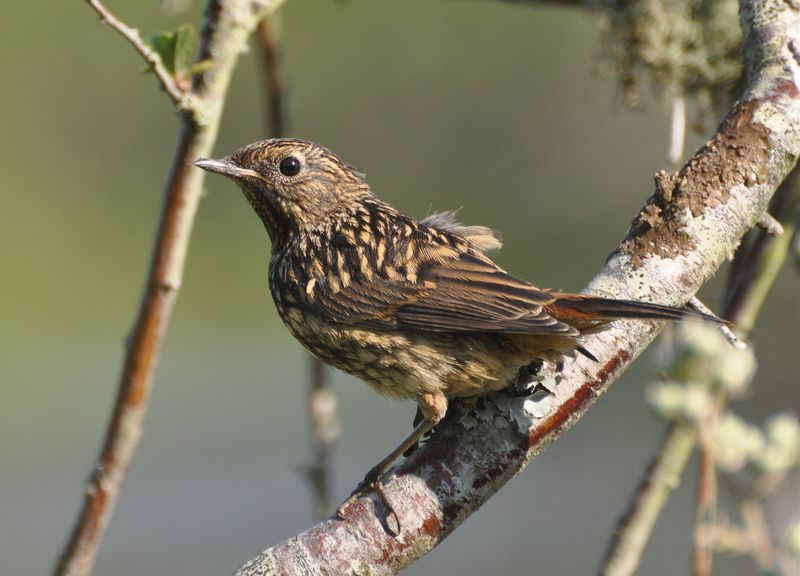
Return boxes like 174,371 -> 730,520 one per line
307,251 -> 579,336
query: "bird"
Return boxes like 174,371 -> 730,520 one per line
194,138 -> 721,519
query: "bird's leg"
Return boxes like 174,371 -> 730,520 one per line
411,405 -> 425,428
402,406 -> 426,457
403,396 -> 456,457
337,392 -> 447,523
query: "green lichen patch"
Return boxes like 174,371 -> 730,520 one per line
600,0 -> 742,115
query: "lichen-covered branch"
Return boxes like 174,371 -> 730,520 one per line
53,2 -> 286,576
235,1 -> 800,574
599,177 -> 796,576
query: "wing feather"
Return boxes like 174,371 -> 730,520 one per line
307,251 -> 578,336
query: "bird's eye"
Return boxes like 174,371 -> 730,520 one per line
279,156 -> 302,177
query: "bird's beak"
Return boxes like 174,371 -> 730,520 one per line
194,157 -> 263,182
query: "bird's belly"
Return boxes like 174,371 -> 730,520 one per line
279,305 -> 550,400
287,316 -> 446,399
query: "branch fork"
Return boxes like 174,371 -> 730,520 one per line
55,2 -> 286,576
86,0 -> 194,111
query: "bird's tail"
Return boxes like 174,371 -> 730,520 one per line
546,293 -> 726,325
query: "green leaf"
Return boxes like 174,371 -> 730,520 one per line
147,31 -> 178,74
145,24 -> 200,76
173,24 -> 199,76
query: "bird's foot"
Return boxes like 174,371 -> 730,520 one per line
505,360 -> 545,397
336,464 -> 400,535
337,408 -> 440,535
337,462 -> 383,517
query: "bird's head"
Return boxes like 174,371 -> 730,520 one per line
195,138 -> 372,243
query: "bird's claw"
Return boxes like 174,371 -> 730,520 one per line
336,471 -> 401,535
505,360 -> 545,397
336,480 -> 371,519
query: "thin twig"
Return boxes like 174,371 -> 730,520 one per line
54,122 -> 203,576
256,14 -> 339,519
690,176 -> 798,574
725,172 -> 799,333
739,498 -> 778,568
306,361 -> 339,519
257,15 -> 287,138
85,0 -> 188,109
693,411 -> 719,576
688,297 -> 745,349
601,424 -> 697,576
54,2 -> 287,576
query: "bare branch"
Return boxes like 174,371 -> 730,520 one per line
257,15 -> 288,138
234,0 -> 800,574
304,361 -> 340,519
53,2 -> 287,576
85,0 -> 189,109
255,12 -> 340,520
725,172 -> 798,333
688,297 -> 745,349
600,424 -> 696,576
693,411 -> 720,576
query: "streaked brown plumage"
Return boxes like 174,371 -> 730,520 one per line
195,138 -> 719,518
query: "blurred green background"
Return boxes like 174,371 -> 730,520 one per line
1,1 -> 797,575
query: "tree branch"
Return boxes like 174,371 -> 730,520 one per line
257,15 -> 288,138
85,0 -> 190,110
53,2 -> 286,576
234,0 -> 800,574
304,359 -> 339,520
693,407 -> 720,576
601,4 -> 800,570
725,169 -> 799,333
599,174 -> 797,576
601,424 -> 697,576
255,13 -> 340,520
